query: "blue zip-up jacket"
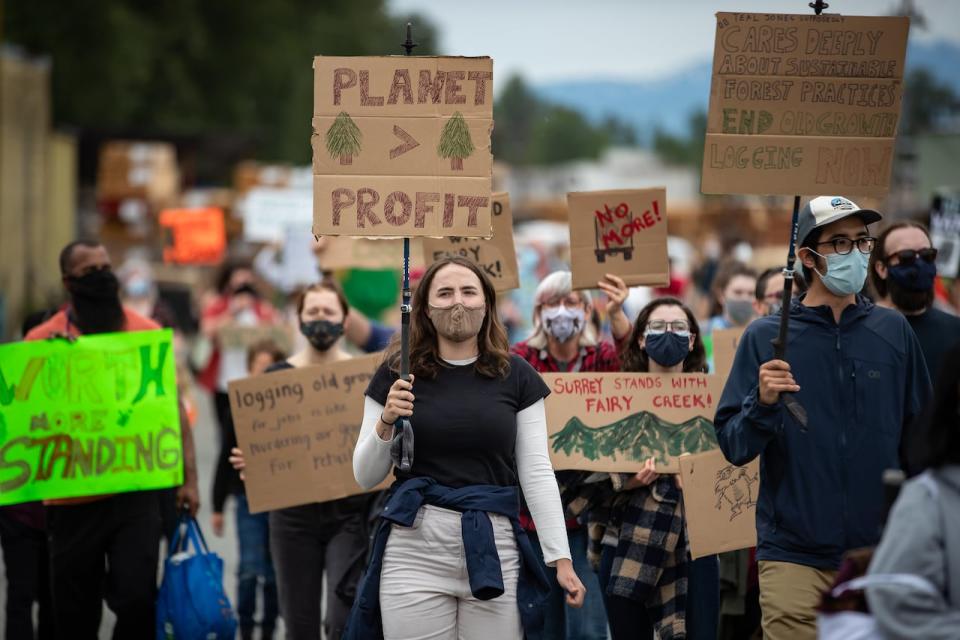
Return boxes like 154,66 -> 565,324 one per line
343,477 -> 552,639
714,295 -> 931,569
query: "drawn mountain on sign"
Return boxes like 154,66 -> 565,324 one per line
551,411 -> 718,466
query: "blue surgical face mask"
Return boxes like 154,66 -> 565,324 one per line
643,331 -> 691,367
810,249 -> 869,297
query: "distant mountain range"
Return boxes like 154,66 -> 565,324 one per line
535,40 -> 960,140
551,411 -> 718,467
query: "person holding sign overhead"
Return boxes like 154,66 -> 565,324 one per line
349,256 -> 585,640
715,197 -> 932,640
229,280 -> 376,640
511,269 -> 632,640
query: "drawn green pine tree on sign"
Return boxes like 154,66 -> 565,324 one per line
326,112 -> 362,165
437,111 -> 474,171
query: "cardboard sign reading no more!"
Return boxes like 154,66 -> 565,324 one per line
567,188 -> 669,291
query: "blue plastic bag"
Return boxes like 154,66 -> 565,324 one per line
156,513 -> 238,639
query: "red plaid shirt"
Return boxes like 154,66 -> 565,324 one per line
512,338 -> 625,530
511,339 -> 623,373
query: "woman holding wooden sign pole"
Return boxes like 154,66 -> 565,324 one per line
348,256 -> 585,640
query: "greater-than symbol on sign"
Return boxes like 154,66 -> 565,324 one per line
389,125 -> 419,159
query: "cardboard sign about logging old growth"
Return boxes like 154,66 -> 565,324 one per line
229,354 -> 387,513
680,449 -> 759,559
701,13 -> 909,196
567,188 -> 669,290
421,192 -> 519,290
712,327 -> 746,378
313,56 -> 493,238
0,330 -> 183,505
543,373 -> 725,473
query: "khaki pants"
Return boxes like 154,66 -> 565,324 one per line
380,505 -> 524,640
759,560 -> 837,640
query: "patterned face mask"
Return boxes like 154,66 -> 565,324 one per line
541,306 -> 585,343
428,303 -> 486,342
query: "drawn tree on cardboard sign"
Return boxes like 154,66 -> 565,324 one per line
438,111 -> 474,170
326,112 -> 362,165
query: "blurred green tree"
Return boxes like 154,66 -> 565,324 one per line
653,110 -> 706,167
5,0 -> 438,163
493,74 -> 634,166
902,68 -> 958,134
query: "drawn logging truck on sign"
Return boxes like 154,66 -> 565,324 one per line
594,202 -> 634,263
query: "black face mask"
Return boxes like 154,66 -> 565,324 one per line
66,269 -> 125,334
887,274 -> 935,313
299,319 -> 343,351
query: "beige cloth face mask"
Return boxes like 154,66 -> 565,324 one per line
427,303 -> 486,342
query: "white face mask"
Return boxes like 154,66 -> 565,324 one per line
541,305 -> 585,343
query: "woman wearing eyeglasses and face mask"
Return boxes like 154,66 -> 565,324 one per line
349,257 -> 586,640
570,297 -> 718,640
509,270 -> 632,640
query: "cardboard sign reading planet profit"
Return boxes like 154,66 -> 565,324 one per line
312,56 -> 494,238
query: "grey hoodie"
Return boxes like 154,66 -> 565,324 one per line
866,465 -> 960,639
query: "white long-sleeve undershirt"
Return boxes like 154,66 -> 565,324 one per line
353,389 -> 571,565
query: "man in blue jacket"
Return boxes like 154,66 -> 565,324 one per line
714,196 -> 932,640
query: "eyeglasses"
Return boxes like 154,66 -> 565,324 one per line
762,290 -> 783,303
645,319 -> 691,334
885,247 -> 938,266
816,236 -> 876,255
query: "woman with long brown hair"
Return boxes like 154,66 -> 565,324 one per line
576,297 -> 719,640
349,256 -> 585,640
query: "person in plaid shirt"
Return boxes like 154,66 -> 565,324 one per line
511,270 -> 631,640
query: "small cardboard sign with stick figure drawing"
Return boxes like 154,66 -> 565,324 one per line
567,188 -> 669,290
679,448 -> 759,559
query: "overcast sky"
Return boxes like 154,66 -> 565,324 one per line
388,0 -> 960,83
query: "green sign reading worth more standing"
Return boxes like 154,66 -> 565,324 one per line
0,329 -> 183,505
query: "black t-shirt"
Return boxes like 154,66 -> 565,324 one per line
364,354 -> 550,488
906,307 -> 960,380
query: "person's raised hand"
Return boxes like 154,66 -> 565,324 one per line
598,274 -> 629,315
382,375 -> 415,425
758,359 -> 800,406
555,558 -> 586,608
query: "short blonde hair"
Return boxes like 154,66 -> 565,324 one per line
525,271 -> 597,350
